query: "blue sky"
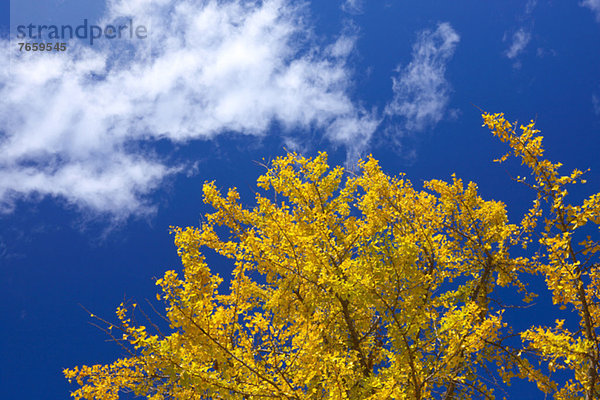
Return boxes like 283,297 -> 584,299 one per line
0,0 -> 599,398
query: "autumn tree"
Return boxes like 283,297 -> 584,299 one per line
482,114 -> 600,400
65,113 -> 600,400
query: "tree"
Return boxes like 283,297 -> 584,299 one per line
64,112 -> 600,400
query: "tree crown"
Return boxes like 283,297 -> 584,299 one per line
65,113 -> 600,400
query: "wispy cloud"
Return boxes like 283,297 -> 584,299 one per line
503,1 -> 536,68
384,22 -> 460,132
0,0 -> 378,219
525,0 -> 538,15
341,0 -> 363,15
593,93 -> 600,115
504,28 -> 531,60
581,0 -> 600,21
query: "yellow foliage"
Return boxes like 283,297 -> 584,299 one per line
65,115 -> 600,399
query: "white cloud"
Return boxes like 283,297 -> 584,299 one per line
385,22 -> 460,132
0,0 -> 379,219
581,0 -> 600,21
505,28 -> 531,59
500,0 -> 535,69
525,0 -> 537,15
341,0 -> 363,15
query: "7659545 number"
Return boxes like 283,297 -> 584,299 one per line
18,42 -> 67,52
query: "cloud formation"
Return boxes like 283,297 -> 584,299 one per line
0,0 -> 378,218
504,28 -> 531,59
385,22 -> 460,132
581,0 -> 600,21
341,0 -> 364,15
525,0 -> 537,15
502,0 -> 536,68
